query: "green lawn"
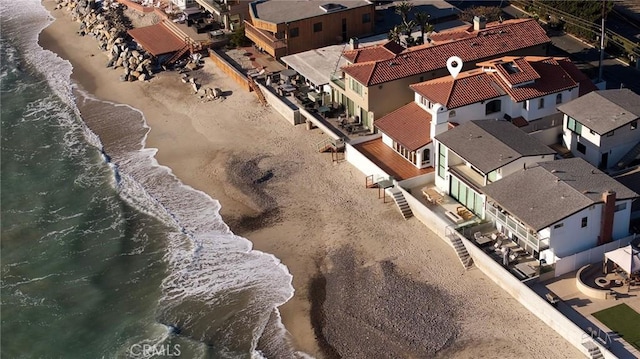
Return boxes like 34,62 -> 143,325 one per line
592,303 -> 640,351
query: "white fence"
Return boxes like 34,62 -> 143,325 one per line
555,234 -> 637,277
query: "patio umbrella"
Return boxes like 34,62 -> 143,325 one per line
604,245 -> 640,274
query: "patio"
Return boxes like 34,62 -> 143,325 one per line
459,220 -> 542,280
354,139 -> 434,181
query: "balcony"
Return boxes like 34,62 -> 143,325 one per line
485,204 -> 548,253
243,20 -> 286,57
330,75 -> 345,90
449,164 -> 485,191
195,0 -> 229,15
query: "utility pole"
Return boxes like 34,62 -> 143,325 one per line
598,0 -> 606,83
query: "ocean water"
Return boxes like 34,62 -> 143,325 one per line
1,2 -> 296,358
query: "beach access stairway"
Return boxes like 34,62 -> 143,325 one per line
445,229 -> 473,269
247,77 -> 268,106
392,191 -> 413,220
315,137 -> 344,153
583,340 -> 604,359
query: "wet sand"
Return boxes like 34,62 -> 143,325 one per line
39,2 -> 583,358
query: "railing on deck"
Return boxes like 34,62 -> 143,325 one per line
243,20 -> 286,50
486,205 -> 544,252
330,75 -> 345,90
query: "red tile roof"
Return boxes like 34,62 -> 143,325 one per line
555,58 -> 598,96
491,57 -> 541,86
374,102 -> 432,151
342,41 -> 405,63
410,56 -> 589,109
128,22 -> 186,57
503,57 -> 579,102
342,19 -> 550,86
410,70 -> 505,109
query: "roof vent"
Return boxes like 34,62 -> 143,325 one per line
389,61 -> 397,67
319,3 -> 346,13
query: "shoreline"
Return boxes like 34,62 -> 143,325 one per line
37,1 -> 584,358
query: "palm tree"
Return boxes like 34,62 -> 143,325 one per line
395,1 -> 414,26
415,11 -> 434,45
388,25 -> 403,44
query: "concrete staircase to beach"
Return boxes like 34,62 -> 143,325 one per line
392,191 -> 413,220
583,341 -> 604,359
447,232 -> 473,269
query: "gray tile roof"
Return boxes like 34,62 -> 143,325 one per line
483,158 -> 639,231
252,0 -> 372,24
435,120 -> 555,174
557,89 -> 640,135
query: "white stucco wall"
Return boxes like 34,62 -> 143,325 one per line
548,199 -> 632,259
522,88 -> 577,122
492,154 -> 554,181
563,113 -> 640,168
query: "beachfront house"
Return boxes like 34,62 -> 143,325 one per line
482,158 -> 639,262
243,0 -> 375,59
558,89 -> 640,170
329,18 -> 551,131
195,0 -> 251,30
433,120 -> 556,217
172,0 -> 197,10
373,56 -> 591,170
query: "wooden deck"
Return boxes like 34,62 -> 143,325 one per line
354,138 -> 434,181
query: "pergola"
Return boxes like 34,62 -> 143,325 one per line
604,245 -> 640,275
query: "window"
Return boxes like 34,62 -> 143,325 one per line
581,217 -> 588,228
349,78 -> 363,95
420,96 -> 433,109
362,13 -> 371,23
577,142 -> 586,154
615,203 -> 627,212
538,97 -> 545,109
556,93 -> 562,104
631,121 -> 638,130
522,101 -> 528,110
485,99 -> 501,115
313,22 -> 322,32
554,223 -> 564,229
289,27 -> 299,38
437,143 -> 446,179
422,148 -> 430,165
449,110 -> 456,118
567,116 -> 582,135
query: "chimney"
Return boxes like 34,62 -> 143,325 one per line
473,16 -> 487,31
349,37 -> 359,50
598,190 -> 616,245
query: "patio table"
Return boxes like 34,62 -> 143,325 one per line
515,262 -> 536,277
421,187 -> 443,204
318,106 -> 331,118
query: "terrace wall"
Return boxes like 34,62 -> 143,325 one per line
345,138 -> 388,183
208,49 -> 251,92
257,83 -> 301,126
458,232 -> 617,359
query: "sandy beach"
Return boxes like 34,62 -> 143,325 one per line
38,2 -> 583,357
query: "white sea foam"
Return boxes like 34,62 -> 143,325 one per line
2,1 -> 297,355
